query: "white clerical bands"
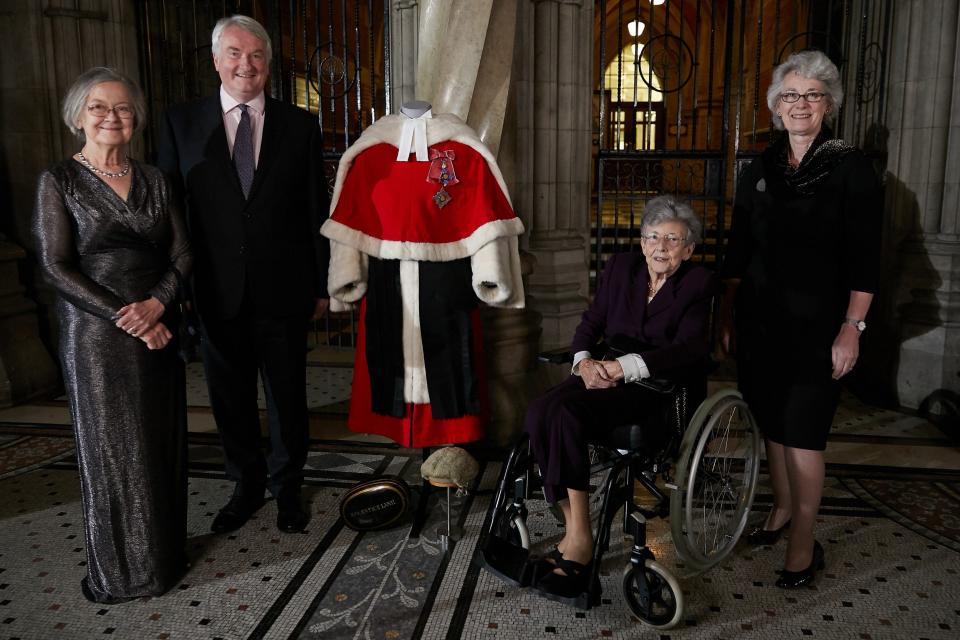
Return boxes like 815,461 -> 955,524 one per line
395,110 -> 432,162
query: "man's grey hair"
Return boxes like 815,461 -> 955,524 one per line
61,67 -> 147,141
212,15 -> 272,64
641,195 -> 702,245
766,50 -> 843,131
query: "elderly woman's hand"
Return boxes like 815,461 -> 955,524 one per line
599,359 -> 625,382
116,297 -> 165,337
139,321 -> 173,350
831,324 -> 860,379
580,358 -> 617,389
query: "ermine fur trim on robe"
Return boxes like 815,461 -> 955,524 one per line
321,217 -> 524,263
322,113 -> 526,330
400,261 -> 430,404
327,113 -> 514,214
328,240 -> 368,305
471,236 -> 525,308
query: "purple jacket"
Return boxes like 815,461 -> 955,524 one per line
572,252 -> 718,378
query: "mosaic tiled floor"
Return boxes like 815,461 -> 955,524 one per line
0,430 -> 958,640
3,362 -> 960,639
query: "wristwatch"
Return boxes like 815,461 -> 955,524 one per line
844,317 -> 866,333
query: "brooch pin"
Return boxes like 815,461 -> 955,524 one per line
426,149 -> 459,209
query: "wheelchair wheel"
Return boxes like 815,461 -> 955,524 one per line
670,389 -> 760,573
622,560 -> 683,629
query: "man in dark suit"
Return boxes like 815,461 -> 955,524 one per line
157,14 -> 328,534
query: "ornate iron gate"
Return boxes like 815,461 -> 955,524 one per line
135,0 -> 392,346
593,0 -> 892,282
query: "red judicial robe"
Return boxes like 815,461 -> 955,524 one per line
321,113 -> 524,447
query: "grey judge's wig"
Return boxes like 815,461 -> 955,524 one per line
767,50 -> 843,131
61,67 -> 147,141
212,14 -> 273,64
640,195 -> 702,245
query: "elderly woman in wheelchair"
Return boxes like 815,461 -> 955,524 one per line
477,196 -> 761,627
525,195 -> 715,600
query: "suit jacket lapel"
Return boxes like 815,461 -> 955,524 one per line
247,97 -> 285,202
646,262 -> 686,318
203,96 -> 243,195
626,257 -> 650,327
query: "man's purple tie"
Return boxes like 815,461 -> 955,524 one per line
233,104 -> 254,198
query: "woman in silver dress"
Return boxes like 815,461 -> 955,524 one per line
32,67 -> 192,603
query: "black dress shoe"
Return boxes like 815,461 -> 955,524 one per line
211,490 -> 265,534
745,519 -> 791,546
277,493 -> 309,533
776,540 -> 825,589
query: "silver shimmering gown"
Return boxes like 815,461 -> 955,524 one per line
33,158 -> 192,603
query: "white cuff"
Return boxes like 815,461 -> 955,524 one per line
616,353 -> 650,383
571,351 -> 592,375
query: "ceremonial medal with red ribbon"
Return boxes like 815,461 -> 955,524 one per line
426,149 -> 459,209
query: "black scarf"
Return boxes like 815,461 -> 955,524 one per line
771,126 -> 855,196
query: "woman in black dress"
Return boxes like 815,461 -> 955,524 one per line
32,67 -> 192,603
721,50 -> 881,588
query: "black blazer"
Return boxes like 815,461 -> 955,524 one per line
157,95 -> 329,321
571,253 -> 717,378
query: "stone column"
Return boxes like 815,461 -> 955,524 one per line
514,0 -> 594,350
883,0 -> 960,408
390,0 -> 420,110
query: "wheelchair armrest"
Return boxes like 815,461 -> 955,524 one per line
632,377 -> 677,394
538,348 -> 573,365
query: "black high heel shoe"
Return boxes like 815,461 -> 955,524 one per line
744,519 -> 791,546
776,540 -> 825,589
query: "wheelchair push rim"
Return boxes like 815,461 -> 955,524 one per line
670,392 -> 760,573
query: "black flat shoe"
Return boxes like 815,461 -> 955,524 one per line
529,547 -> 564,582
745,519 -> 791,546
534,557 -> 600,606
535,546 -> 563,564
776,540 -> 825,589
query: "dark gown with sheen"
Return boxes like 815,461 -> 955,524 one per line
32,158 -> 192,602
721,129 -> 881,450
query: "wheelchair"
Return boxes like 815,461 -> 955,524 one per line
474,370 -> 761,629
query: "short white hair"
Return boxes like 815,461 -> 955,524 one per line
61,67 -> 146,141
641,195 -> 702,245
212,15 -> 272,64
766,50 -> 843,131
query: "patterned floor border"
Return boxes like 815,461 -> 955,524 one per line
1,435 -> 959,639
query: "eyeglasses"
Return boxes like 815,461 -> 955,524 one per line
86,104 -> 135,119
779,91 -> 826,103
641,232 -> 686,248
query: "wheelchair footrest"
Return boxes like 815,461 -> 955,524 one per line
474,536 -> 536,588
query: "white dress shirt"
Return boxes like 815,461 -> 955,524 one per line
220,87 -> 265,168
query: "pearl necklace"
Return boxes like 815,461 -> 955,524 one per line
77,151 -> 130,178
648,277 -> 666,299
